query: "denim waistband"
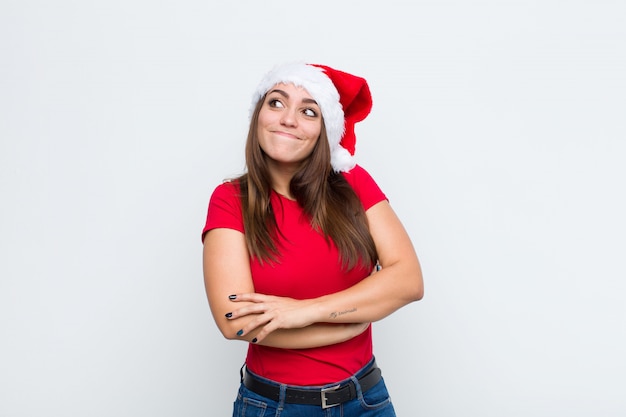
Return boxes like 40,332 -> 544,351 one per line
240,357 -> 381,409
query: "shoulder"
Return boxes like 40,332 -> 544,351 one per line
210,179 -> 241,202
213,179 -> 241,194
341,164 -> 375,184
202,179 -> 244,240
341,165 -> 387,210
207,179 -> 244,219
341,164 -> 381,193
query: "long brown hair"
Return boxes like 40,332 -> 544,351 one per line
237,95 -> 377,270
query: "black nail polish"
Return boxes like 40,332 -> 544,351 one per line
229,295 -> 237,300
251,338 -> 257,343
225,312 -> 232,318
236,329 -> 243,336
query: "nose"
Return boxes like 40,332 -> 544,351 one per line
280,108 -> 297,127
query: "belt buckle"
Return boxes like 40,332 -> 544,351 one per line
320,384 -> 341,409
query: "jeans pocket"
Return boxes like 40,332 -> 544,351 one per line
233,385 -> 274,417
359,377 -> 393,411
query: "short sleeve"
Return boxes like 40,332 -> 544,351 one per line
201,181 -> 244,241
341,165 -> 387,211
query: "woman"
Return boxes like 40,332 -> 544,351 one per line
202,62 -> 423,416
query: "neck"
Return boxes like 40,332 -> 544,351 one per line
266,160 -> 300,200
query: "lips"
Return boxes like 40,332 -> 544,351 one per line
272,130 -> 300,140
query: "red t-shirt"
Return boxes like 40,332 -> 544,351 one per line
202,165 -> 387,385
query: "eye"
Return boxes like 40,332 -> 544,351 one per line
303,108 -> 317,117
268,98 -> 284,108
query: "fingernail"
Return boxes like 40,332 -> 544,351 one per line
251,338 -> 257,344
229,295 -> 237,300
236,329 -> 244,336
225,312 -> 232,318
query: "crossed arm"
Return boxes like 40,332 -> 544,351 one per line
202,200 -> 423,348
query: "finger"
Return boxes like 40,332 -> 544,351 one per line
249,320 -> 280,344
238,313 -> 274,338
228,293 -> 271,303
225,303 -> 269,319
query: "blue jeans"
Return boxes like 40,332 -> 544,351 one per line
232,358 -> 397,416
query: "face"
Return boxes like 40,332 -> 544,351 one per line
256,83 -> 322,169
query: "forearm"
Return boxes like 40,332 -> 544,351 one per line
217,296 -> 369,348
234,322 -> 369,349
313,260 -> 422,324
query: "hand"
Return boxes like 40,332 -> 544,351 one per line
226,293 -> 318,343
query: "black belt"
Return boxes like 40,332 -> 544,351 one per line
242,361 -> 382,409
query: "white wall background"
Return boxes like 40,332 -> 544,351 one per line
1,1 -> 624,416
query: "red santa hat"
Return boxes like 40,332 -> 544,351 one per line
251,62 -> 372,172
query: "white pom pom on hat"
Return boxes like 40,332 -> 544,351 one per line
250,62 -> 373,173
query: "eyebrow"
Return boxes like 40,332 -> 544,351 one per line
268,89 -> 318,106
